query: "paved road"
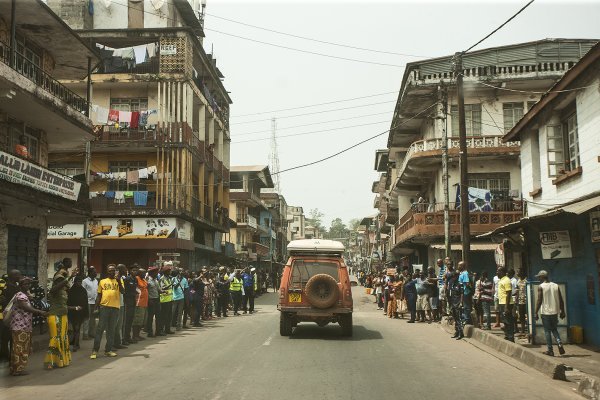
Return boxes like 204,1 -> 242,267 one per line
0,287 -> 580,400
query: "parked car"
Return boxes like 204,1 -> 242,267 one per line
278,239 -> 353,336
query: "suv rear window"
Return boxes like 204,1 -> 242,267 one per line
290,260 -> 339,289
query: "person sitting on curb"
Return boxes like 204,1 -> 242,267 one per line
534,270 -> 566,357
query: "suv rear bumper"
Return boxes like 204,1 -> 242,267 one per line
278,306 -> 352,317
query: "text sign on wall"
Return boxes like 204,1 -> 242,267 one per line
0,151 -> 81,201
160,44 -> 177,55
590,211 -> 600,243
48,224 -> 85,239
540,230 -> 572,259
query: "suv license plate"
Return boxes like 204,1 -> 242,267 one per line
289,293 -> 302,302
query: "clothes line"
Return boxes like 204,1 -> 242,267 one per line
91,105 -> 158,127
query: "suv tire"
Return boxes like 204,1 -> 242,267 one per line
280,313 -> 293,336
340,314 -> 353,337
304,274 -> 339,309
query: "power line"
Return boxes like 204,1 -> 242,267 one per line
232,91 -> 396,118
234,111 -> 392,137
205,28 -> 407,68
206,13 -> 428,58
231,100 -> 396,125
464,0 -> 535,53
275,102 -> 439,175
234,120 -> 390,144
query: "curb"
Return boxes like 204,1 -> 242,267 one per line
440,321 -> 600,399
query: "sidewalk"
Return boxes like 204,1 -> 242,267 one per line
440,320 -> 600,399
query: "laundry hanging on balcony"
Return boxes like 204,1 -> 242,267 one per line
93,106 -> 157,127
92,165 -> 157,181
455,185 -> 493,212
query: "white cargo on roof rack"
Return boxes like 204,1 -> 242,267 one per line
287,239 -> 345,253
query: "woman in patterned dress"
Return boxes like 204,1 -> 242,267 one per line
44,264 -> 79,369
8,277 -> 47,376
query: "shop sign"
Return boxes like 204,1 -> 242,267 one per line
590,211 -> 600,243
540,230 -> 572,259
86,218 -> 192,240
494,243 -> 505,267
160,44 -> 177,55
48,224 -> 84,239
0,150 -> 81,201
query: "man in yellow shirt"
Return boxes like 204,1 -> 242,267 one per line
496,267 -> 514,342
91,264 -> 123,359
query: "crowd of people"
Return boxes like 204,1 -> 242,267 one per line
0,258 -> 275,376
357,257 -> 566,356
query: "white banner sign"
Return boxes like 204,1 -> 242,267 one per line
85,218 -> 192,240
160,44 -> 177,55
48,224 -> 85,239
540,230 -> 572,259
0,151 -> 81,201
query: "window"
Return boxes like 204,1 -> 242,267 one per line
15,35 -> 41,82
294,216 -> 299,222
108,161 -> 147,191
50,163 -> 84,178
290,260 -> 339,289
546,110 -> 580,177
110,98 -> 148,112
451,104 -> 481,136
8,119 -> 40,162
468,173 -> 511,200
503,103 -> 524,133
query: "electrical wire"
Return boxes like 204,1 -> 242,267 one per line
231,100 -> 396,125
232,91 -> 396,118
206,13 -> 428,58
234,111 -> 392,137
464,0 -> 536,53
205,28 -> 406,68
105,0 -> 406,69
234,120 -> 390,144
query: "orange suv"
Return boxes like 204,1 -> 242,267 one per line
278,239 -> 353,336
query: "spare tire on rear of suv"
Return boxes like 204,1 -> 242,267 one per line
304,274 -> 339,309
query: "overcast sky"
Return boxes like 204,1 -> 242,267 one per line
203,0 -> 600,228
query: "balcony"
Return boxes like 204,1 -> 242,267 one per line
250,242 -> 270,257
396,135 -> 520,189
0,41 -> 88,115
236,214 -> 258,230
394,201 -> 523,246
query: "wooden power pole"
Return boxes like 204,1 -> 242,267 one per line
454,52 -> 470,265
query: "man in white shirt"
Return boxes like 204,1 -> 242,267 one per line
82,266 -> 99,339
535,270 -> 566,357
493,273 -> 500,328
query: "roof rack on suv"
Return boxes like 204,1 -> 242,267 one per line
287,239 -> 345,255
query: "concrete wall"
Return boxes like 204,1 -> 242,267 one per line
521,76 -> 600,216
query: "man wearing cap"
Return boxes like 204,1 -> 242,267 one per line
535,270 -> 566,356
242,267 -> 255,314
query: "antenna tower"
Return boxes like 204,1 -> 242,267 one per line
269,117 -> 281,193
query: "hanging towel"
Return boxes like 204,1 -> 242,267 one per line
138,168 -> 149,179
105,191 -> 115,199
127,170 -> 139,184
139,111 -> 149,127
115,172 -> 126,181
147,166 -> 157,175
124,191 -> 134,198
89,191 -> 98,199
108,109 -> 119,124
114,191 -> 125,204
119,111 -> 132,124
96,107 -> 109,125
134,191 -> 148,206
130,111 -> 140,128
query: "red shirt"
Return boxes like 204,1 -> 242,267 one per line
136,276 -> 148,307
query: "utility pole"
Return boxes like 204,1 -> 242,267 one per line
454,52 -> 470,265
439,85 -> 451,259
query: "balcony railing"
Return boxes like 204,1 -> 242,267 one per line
0,41 -> 89,115
397,135 -> 520,183
394,200 -> 523,245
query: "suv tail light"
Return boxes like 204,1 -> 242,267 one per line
279,287 -> 286,300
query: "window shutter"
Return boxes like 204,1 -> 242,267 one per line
546,125 -> 564,177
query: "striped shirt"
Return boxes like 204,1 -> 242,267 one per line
480,279 -> 493,302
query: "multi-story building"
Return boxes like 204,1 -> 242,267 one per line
287,206 -> 305,241
229,165 -> 274,267
491,42 -> 600,345
0,0 -> 98,285
46,0 -> 232,269
382,39 -> 597,275
260,192 -> 289,271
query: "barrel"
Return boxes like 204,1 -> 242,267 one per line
570,326 -> 583,344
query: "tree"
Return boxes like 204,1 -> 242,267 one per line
328,218 -> 348,240
306,208 -> 325,232
348,218 -> 361,231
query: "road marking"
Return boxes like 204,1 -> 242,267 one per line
262,334 -> 274,346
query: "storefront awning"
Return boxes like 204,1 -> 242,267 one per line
430,243 -> 498,251
478,194 -> 600,238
